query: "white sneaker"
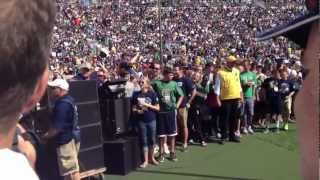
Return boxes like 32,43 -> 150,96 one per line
189,139 -> 195,145
243,128 -> 248,134
154,145 -> 159,154
275,121 -> 280,129
164,143 -> 170,155
248,126 -> 254,134
235,131 -> 241,138
216,133 -> 222,139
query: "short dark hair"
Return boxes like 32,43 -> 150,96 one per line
163,67 -> 173,75
173,63 -> 183,69
150,62 -> 161,69
0,0 -> 55,120
243,60 -> 251,66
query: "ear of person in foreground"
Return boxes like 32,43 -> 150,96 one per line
256,0 -> 319,179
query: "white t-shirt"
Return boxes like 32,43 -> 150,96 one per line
0,148 -> 38,180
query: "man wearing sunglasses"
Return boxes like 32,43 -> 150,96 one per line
150,62 -> 163,81
256,1 -> 319,179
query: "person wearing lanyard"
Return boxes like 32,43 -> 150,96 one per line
152,67 -> 184,162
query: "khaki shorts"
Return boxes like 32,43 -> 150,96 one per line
56,139 -> 80,176
177,108 -> 188,128
281,97 -> 292,120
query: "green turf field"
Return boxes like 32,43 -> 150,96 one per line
106,124 -> 300,180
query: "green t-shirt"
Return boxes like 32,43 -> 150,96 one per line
151,80 -> 184,112
240,71 -> 257,98
193,83 -> 208,105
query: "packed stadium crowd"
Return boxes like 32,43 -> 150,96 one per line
1,0 -> 318,179
44,0 -> 309,169
50,0 -> 306,80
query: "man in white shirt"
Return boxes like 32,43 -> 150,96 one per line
0,149 -> 38,180
0,0 -> 55,179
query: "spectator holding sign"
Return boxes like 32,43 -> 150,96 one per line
132,77 -> 160,168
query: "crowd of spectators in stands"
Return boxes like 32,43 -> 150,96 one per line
49,0 -> 306,168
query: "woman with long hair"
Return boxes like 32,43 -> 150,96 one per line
132,77 -> 160,168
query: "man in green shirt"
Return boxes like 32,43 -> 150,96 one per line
240,60 -> 257,134
152,67 -> 184,162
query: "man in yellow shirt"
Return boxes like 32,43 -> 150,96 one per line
214,56 -> 243,143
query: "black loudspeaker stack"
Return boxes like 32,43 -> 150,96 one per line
100,98 -> 131,139
69,81 -> 104,173
98,80 -> 141,175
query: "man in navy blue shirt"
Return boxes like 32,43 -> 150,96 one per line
173,65 -> 196,151
279,70 -> 295,131
43,79 -> 80,180
262,70 -> 282,133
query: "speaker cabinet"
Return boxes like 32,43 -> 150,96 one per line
77,102 -> 101,126
79,124 -> 103,150
69,80 -> 98,103
100,98 -> 131,139
103,137 -> 141,175
79,145 -> 104,172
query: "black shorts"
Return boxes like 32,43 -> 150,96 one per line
255,101 -> 266,117
157,111 -> 177,137
265,101 -> 281,115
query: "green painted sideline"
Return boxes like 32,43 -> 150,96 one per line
106,124 -> 300,180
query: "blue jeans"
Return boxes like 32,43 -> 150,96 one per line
138,120 -> 156,152
243,98 -> 254,128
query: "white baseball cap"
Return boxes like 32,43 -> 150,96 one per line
48,79 -> 69,91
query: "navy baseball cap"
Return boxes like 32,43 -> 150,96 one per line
256,0 -> 319,48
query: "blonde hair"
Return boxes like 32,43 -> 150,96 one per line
140,77 -> 152,89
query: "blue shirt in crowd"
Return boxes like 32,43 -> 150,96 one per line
279,79 -> 294,100
262,77 -> 281,104
132,90 -> 159,123
174,77 -> 194,108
